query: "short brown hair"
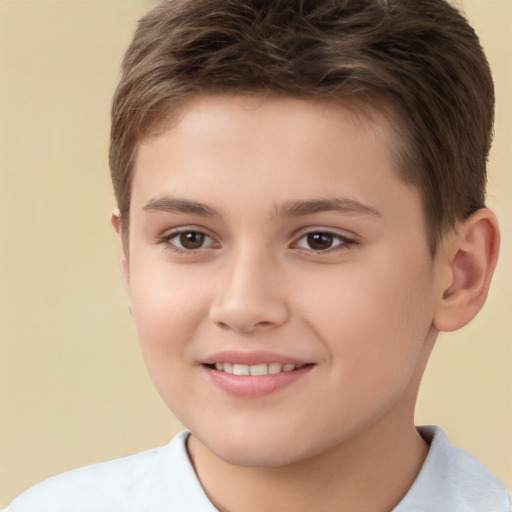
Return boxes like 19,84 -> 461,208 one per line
110,0 -> 494,252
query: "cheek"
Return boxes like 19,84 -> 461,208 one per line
128,270 -> 210,411
128,257 -> 210,362
298,256 -> 434,379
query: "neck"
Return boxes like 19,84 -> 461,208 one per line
187,416 -> 428,512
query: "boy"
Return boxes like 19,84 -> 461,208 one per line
6,0 -> 510,510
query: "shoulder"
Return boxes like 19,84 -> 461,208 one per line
395,426 -> 511,512
4,431 -> 215,512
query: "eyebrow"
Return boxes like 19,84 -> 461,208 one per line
143,197 -> 219,217
276,197 -> 382,218
142,196 -> 382,219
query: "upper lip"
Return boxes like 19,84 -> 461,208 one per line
202,350 -> 311,366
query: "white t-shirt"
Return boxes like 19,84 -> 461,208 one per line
5,426 -> 511,512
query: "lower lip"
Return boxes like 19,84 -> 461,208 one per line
203,365 -> 313,398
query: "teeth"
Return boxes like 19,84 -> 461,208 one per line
268,362 -> 282,374
216,362 -> 233,373
233,364 -> 250,376
213,362 -> 300,375
249,364 -> 268,376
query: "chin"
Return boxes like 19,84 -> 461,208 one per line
212,442 -> 300,468
194,422 -> 319,468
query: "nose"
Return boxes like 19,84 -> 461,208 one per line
209,249 -> 290,333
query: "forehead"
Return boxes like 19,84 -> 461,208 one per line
134,94 -> 399,181
153,93 -> 395,146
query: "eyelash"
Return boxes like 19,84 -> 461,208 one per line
160,229 -> 218,255
160,229 -> 356,255
292,231 -> 356,253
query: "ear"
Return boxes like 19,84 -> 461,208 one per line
433,208 -> 500,332
111,208 -> 131,297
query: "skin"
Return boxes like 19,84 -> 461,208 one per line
113,94 -> 499,512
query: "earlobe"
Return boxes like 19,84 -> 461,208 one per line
110,208 -> 131,296
433,209 -> 500,332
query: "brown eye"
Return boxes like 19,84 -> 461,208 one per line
179,231 -> 205,250
294,231 -> 353,253
306,232 -> 334,250
164,229 -> 217,254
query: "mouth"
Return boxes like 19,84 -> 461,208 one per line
201,354 -> 314,397
205,362 -> 307,376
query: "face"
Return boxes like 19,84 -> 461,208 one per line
121,95 -> 441,468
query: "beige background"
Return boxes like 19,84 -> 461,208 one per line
0,0 -> 510,506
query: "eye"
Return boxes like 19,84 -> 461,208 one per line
294,231 -> 352,251
164,230 -> 217,252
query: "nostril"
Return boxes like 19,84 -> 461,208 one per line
255,321 -> 272,328
215,319 -> 273,334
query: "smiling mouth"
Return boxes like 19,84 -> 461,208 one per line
205,362 -> 310,376
203,360 -> 314,397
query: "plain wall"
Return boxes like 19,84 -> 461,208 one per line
0,0 -> 510,506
